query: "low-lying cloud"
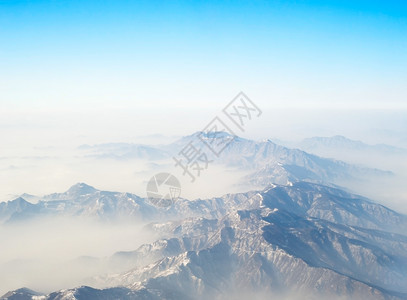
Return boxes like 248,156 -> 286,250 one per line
0,216 -> 155,296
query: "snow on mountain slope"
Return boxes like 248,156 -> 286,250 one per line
0,181 -> 265,225
0,197 -> 36,224
2,182 -> 407,299
0,288 -> 44,300
91,206 -> 407,299
0,183 -> 156,224
82,184 -> 407,299
261,181 -> 407,233
77,132 -> 393,188
3,182 -> 406,234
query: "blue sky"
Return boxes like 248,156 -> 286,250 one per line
0,0 -> 406,111
0,0 -> 407,205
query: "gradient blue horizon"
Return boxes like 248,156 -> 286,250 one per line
1,0 -> 406,110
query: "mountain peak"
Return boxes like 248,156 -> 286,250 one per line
3,197 -> 33,208
1,287 -> 43,299
66,183 -> 98,196
11,196 -> 30,203
195,130 -> 236,139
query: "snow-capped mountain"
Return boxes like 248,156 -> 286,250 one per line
181,132 -> 394,187
0,183 -> 255,224
77,132 -> 393,187
260,182 -> 407,233
96,209 -> 407,299
0,183 -> 155,224
5,180 -> 404,230
0,288 -> 44,300
3,182 -> 407,299
0,197 -> 35,224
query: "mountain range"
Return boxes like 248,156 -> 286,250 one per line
1,132 -> 405,300
2,181 -> 407,299
272,135 -> 407,166
78,132 -> 393,188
